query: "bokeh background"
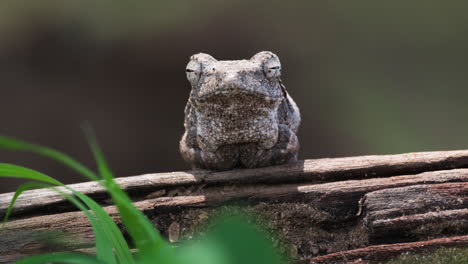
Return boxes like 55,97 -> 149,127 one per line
1,0 -> 468,192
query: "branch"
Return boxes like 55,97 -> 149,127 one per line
2,149 -> 468,217
308,235 -> 468,264
363,182 -> 468,241
1,169 -> 467,263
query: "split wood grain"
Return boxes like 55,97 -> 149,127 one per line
363,182 -> 468,240
1,168 -> 468,263
308,235 -> 468,264
2,149 -> 468,217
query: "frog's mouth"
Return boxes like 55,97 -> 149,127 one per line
192,87 -> 283,109
192,91 -> 283,135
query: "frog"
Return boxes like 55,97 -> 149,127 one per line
179,51 -> 301,170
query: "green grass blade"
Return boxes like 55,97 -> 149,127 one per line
0,165 -> 117,263
71,189 -> 135,264
0,163 -> 62,185
83,126 -> 171,261
0,137 -> 130,262
3,182 -> 117,263
16,252 -> 106,264
1,182 -> 119,263
0,136 -> 99,181
52,187 -> 117,264
2,182 -> 50,224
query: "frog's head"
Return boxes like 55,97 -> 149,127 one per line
185,51 -> 284,110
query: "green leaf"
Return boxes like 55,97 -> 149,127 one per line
0,136 -> 99,181
0,135 -> 136,262
72,190 -> 135,264
0,136 -> 135,262
3,188 -> 118,263
175,238 -> 229,264
16,252 -> 105,264
51,187 -> 117,264
0,163 -> 62,185
2,182 -> 50,224
177,215 -> 285,264
0,169 -> 118,263
82,126 -> 172,261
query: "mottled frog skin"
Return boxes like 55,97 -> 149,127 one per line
180,51 -> 300,170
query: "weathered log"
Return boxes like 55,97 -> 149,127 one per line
2,149 -> 468,218
363,182 -> 468,241
1,169 -> 468,263
308,235 -> 468,264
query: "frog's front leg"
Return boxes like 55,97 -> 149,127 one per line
179,131 -> 239,170
239,124 -> 299,168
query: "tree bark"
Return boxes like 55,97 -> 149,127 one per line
308,235 -> 468,264
1,169 -> 468,263
2,150 -> 468,263
2,149 -> 468,218
363,182 -> 468,241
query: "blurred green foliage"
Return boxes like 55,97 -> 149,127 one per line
0,134 -> 285,263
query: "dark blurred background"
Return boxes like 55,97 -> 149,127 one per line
1,0 -> 468,193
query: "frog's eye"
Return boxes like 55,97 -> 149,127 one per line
264,64 -> 281,79
264,62 -> 281,79
186,60 -> 202,85
253,51 -> 282,79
